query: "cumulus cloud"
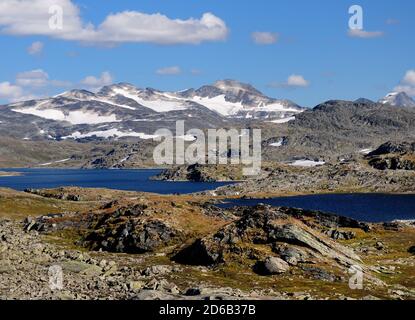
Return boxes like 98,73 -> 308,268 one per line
287,75 -> 309,87
0,0 -> 228,45
0,69 -> 74,103
80,71 -> 113,90
156,66 -> 182,75
0,82 -> 23,101
270,74 -> 310,89
251,32 -> 278,45
16,69 -> 49,87
27,41 -> 44,55
348,29 -> 384,38
394,69 -> 415,96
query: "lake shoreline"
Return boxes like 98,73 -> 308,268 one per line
0,171 -> 22,177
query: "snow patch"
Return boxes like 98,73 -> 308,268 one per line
62,129 -> 158,140
112,88 -> 187,113
176,135 -> 197,142
269,116 -> 296,124
40,158 -> 71,166
289,159 -> 326,167
269,139 -> 284,147
191,95 -> 244,116
92,98 -> 136,110
12,106 -> 120,125
359,148 -> 373,155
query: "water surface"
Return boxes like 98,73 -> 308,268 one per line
219,193 -> 415,222
0,168 -> 231,195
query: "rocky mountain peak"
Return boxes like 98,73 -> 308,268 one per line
56,89 -> 96,100
379,92 -> 415,108
212,79 -> 263,96
98,83 -> 140,96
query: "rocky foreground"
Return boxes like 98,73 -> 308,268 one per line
0,188 -> 414,300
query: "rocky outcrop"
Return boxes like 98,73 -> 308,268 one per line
368,157 -> 415,170
174,205 -> 363,275
84,219 -> 179,254
367,141 -> 415,171
24,188 -> 83,201
323,229 -> 356,240
368,141 -> 415,156
211,161 -> 415,196
153,164 -> 243,182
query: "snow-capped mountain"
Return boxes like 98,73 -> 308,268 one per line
1,80 -> 304,141
98,80 -> 303,119
379,92 -> 415,108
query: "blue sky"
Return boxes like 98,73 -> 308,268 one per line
0,0 -> 414,107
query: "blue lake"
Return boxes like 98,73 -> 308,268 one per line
0,168 -> 231,195
0,169 -> 414,222
219,194 -> 415,222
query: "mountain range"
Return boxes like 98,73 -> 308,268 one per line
0,80 -> 303,141
0,80 -> 415,168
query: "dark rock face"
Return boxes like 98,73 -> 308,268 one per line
173,238 -> 224,266
368,141 -> 415,156
383,222 -> 405,231
408,246 -> 415,255
84,218 -> 179,254
300,266 -> 341,282
366,141 -> 415,171
368,157 -> 415,170
153,164 -> 242,182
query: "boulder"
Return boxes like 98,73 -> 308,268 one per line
272,243 -> 310,265
142,265 -> 172,277
324,229 -> 356,240
256,257 -> 290,275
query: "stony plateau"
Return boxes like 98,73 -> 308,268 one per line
0,187 -> 414,300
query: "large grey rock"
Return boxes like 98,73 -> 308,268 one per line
261,257 -> 290,275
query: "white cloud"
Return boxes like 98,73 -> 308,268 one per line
251,32 -> 278,45
1,69 -> 73,103
156,66 -> 182,75
394,70 -> 415,96
348,29 -> 384,38
27,41 -> 44,55
0,82 -> 23,101
16,69 -> 49,87
0,0 -> 228,45
81,71 -> 113,90
402,70 -> 415,85
270,74 -> 310,89
287,75 -> 309,87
